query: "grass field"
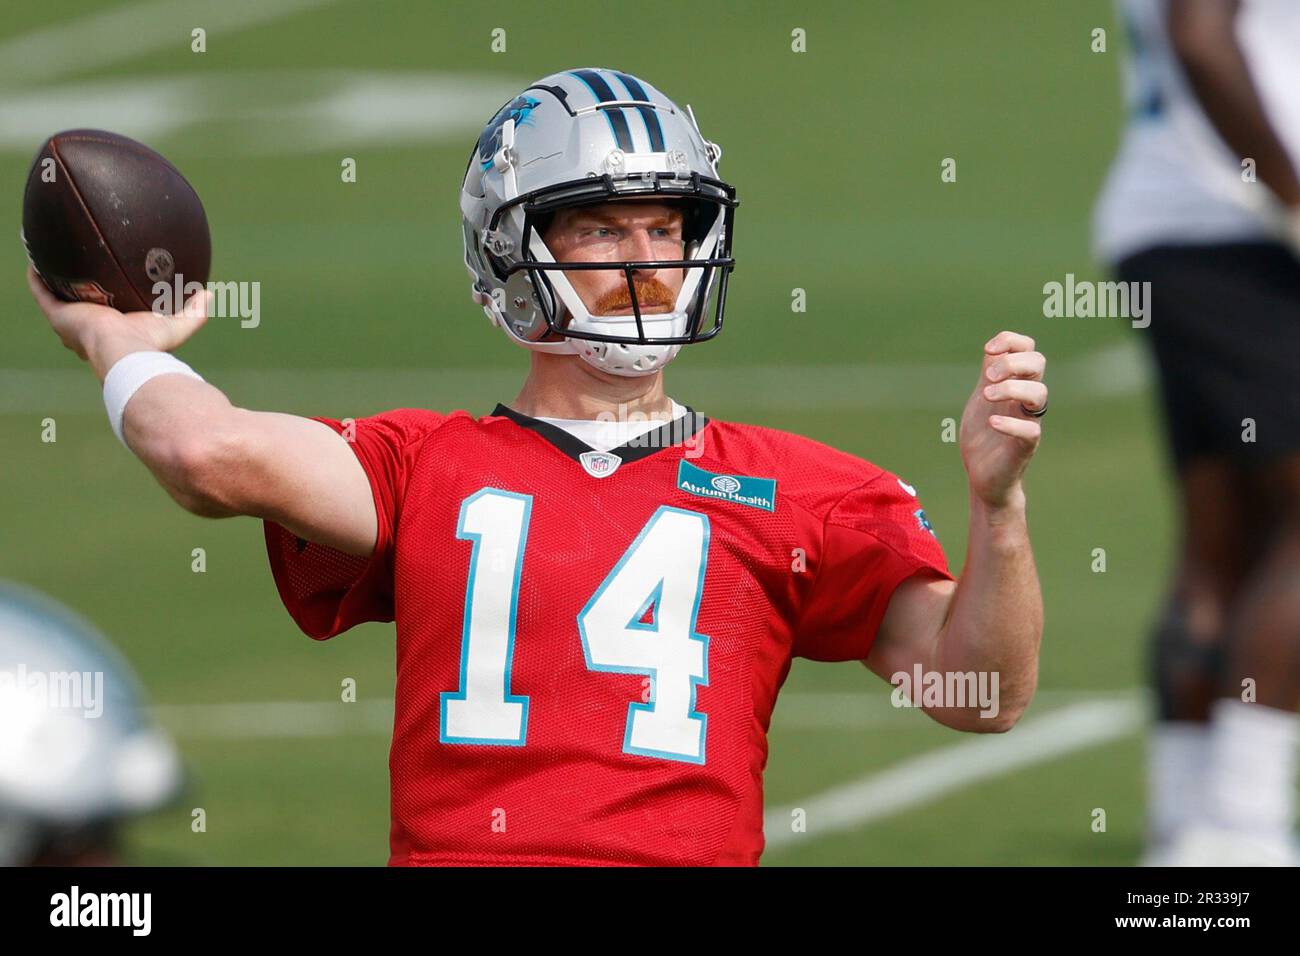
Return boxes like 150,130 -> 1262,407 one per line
0,0 -> 1179,865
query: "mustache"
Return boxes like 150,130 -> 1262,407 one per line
592,278 -> 678,314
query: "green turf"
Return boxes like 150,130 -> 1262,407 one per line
1,0 -> 1183,865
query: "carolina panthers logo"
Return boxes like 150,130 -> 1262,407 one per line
478,95 -> 541,168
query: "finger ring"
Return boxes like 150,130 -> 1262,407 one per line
1019,399 -> 1047,418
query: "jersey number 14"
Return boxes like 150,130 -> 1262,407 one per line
439,488 -> 711,764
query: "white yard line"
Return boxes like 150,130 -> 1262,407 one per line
0,0 -> 348,86
0,4 -> 528,154
773,687 -> 1141,729
0,70 -> 526,152
151,698 -> 394,739
763,696 -> 1144,850
0,342 -> 1146,415
151,692 -> 1144,847
149,688 -> 1143,738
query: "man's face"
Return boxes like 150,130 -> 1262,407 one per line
541,200 -> 686,318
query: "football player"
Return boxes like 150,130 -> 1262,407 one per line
28,68 -> 1047,865
1095,1 -> 1300,865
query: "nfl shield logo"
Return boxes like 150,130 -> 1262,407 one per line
580,451 -> 621,479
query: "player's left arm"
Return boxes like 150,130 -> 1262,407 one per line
865,331 -> 1045,733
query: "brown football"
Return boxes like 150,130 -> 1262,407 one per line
21,129 -> 210,314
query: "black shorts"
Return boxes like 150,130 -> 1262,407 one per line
1118,241 -> 1300,468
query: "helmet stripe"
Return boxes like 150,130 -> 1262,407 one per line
610,71 -> 666,152
568,69 -> 636,153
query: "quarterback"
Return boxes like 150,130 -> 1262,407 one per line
28,68 -> 1047,866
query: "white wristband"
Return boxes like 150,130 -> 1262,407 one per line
103,351 -> 205,446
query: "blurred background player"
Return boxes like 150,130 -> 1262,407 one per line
0,581 -> 182,865
1094,0 -> 1300,864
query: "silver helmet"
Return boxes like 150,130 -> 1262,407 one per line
460,68 -> 738,377
0,581 -> 182,864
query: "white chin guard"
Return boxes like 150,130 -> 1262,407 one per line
574,338 -> 684,377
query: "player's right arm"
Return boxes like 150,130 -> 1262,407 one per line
27,266 -> 377,557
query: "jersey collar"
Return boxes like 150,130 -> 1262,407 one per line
491,403 -> 708,465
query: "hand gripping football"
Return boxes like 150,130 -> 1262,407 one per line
22,129 -> 211,314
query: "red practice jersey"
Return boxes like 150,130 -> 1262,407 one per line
264,404 -> 952,865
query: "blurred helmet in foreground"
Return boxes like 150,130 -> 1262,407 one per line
0,581 -> 182,865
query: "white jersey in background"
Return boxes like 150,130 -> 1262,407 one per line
1093,0 -> 1300,264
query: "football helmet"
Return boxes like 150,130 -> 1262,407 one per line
0,581 -> 182,864
460,68 -> 738,376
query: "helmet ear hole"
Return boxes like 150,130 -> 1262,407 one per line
501,272 -> 551,341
